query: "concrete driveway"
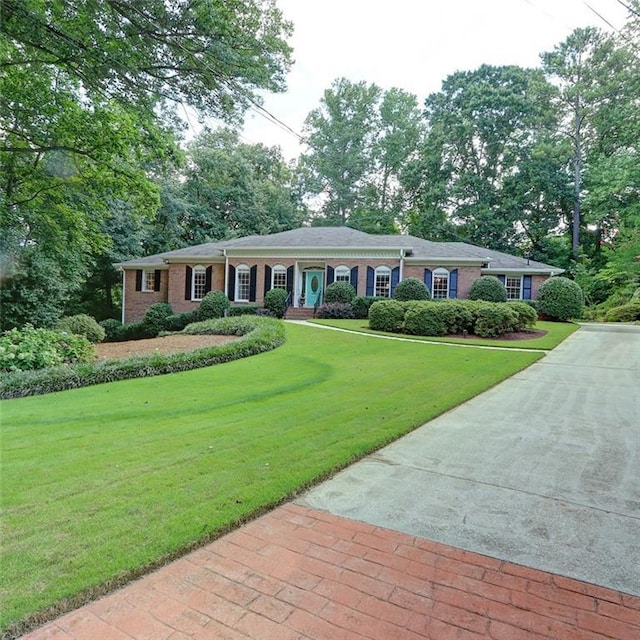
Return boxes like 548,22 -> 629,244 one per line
299,324 -> 640,596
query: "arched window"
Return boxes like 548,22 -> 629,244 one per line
334,265 -> 350,283
272,264 -> 287,290
235,264 -> 250,302
375,266 -> 392,297
191,265 -> 207,301
432,268 -> 449,299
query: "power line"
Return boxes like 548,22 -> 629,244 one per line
614,0 -> 640,18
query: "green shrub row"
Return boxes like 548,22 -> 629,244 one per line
604,300 -> 640,322
369,299 -> 538,338
325,281 -> 356,303
316,303 -> 355,319
0,326 -> 95,373
56,314 -> 106,343
0,316 -> 285,399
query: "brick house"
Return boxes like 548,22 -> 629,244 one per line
117,227 -> 563,323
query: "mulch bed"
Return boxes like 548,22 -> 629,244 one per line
446,329 -> 547,341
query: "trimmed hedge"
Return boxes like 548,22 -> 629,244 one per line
264,288 -> 288,318
0,316 -> 285,399
474,304 -> 518,338
325,281 -> 356,303
369,299 -> 405,332
538,277 -> 584,321
197,290 -> 231,320
228,304 -> 261,316
468,276 -> 508,302
352,296 -> 385,319
393,278 -> 431,301
142,303 -> 174,337
507,301 -> 538,330
404,302 -> 446,336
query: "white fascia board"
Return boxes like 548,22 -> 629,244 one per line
404,257 -> 484,265
163,256 -> 225,264
224,248 -> 405,259
482,267 -> 564,275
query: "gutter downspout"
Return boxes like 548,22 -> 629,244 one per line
223,249 -> 229,298
120,268 -> 126,324
399,249 -> 405,281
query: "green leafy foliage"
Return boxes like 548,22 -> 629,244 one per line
99,319 -> 125,342
197,291 -> 231,321
507,302 -> 539,329
604,301 -> 640,322
316,303 -> 355,319
368,299 -> 405,332
263,288 -> 289,318
56,314 -> 106,343
325,281 -> 356,303
436,300 -> 475,334
473,305 -> 519,338
0,326 -> 95,373
403,302 -> 447,336
351,296 -> 383,319
393,277 -> 431,301
0,317 -> 284,399
468,276 -> 508,302
538,277 -> 584,321
141,303 -> 174,337
163,311 -> 199,332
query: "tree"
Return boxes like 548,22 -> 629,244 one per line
0,0 -> 293,328
411,65 -> 567,253
156,129 -> 305,246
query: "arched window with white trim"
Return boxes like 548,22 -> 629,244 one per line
191,265 -> 207,301
272,264 -> 287,290
334,265 -> 350,283
375,266 -> 392,297
235,264 -> 250,302
432,268 -> 449,299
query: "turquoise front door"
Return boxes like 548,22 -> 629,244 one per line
305,270 -> 324,307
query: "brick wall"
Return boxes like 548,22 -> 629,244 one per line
167,263 -> 225,314
403,264 -> 481,299
123,269 -> 169,324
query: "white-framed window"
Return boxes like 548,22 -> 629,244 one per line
375,266 -> 391,297
272,264 -> 287,290
142,270 -> 156,292
432,268 -> 449,299
236,264 -> 250,302
505,276 -> 522,300
335,266 -> 350,283
192,265 -> 207,301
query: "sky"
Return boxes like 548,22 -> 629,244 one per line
229,0 -> 632,160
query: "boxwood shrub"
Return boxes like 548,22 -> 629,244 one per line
228,304 -> 261,316
324,281 -> 356,303
0,316 -> 285,399
197,290 -> 231,320
507,301 -> 538,330
393,278 -> 431,301
468,276 -> 508,302
100,318 -> 126,342
538,276 -> 584,321
142,302 -> 174,337
352,296 -> 383,319
368,299 -> 405,332
403,301 -> 447,336
264,288 -> 289,318
436,300 -> 475,334
473,304 -> 519,338
57,314 -> 106,343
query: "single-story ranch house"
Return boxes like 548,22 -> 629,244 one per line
117,226 -> 563,323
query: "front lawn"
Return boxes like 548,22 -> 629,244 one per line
1,322 -> 543,631
311,319 -> 579,350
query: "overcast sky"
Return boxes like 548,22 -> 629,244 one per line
232,0 -> 631,159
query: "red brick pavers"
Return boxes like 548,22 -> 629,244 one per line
21,504 -> 640,640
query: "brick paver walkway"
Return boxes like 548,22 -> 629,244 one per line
20,504 -> 640,640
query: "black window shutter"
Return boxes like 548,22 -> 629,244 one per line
264,265 -> 272,295
227,265 -> 236,301
523,275 -> 532,300
391,267 -> 400,296
449,269 -> 458,299
154,270 -> 161,292
135,270 -> 143,291
205,266 -> 212,294
350,266 -> 358,293
286,265 -> 294,298
497,275 -> 506,284
249,265 -> 257,302
326,266 -> 335,285
184,266 -> 192,300
424,268 -> 433,292
366,267 -> 375,296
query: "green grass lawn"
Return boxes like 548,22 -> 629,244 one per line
1,322 -> 545,630
311,319 -> 579,350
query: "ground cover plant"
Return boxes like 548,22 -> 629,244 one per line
311,318 -> 579,351
0,323 -> 542,633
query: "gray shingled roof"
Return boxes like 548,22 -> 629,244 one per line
117,227 -> 561,273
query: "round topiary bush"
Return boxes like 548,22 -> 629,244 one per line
198,290 -> 230,321
537,277 -> 584,321
57,314 -> 106,343
142,302 -> 174,337
393,277 -> 431,301
99,318 -> 125,342
263,288 -> 289,318
368,299 -> 405,332
325,281 -> 356,303
468,276 -> 508,302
